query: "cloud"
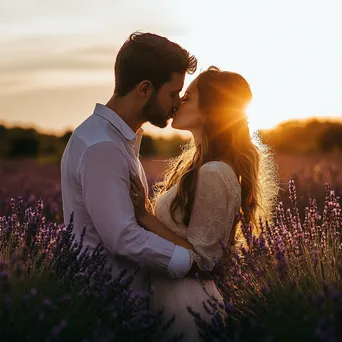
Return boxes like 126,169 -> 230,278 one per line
1,36 -> 119,70
0,19 -> 189,96
0,36 -> 120,95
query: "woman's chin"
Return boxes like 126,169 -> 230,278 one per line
171,120 -> 180,129
171,119 -> 187,131
171,120 -> 183,129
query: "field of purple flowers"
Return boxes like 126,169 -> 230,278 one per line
0,153 -> 342,341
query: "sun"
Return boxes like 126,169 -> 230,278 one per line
246,101 -> 262,134
246,100 -> 281,133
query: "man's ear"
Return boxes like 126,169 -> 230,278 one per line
137,80 -> 153,98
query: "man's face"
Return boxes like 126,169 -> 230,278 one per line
142,72 -> 185,128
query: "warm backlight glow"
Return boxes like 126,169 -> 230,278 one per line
0,0 -> 340,136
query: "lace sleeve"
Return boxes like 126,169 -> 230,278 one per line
187,161 -> 241,272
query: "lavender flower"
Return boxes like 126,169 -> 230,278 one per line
0,198 -> 177,342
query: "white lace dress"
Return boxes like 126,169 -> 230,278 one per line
150,161 -> 241,341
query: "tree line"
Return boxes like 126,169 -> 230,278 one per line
0,119 -> 341,160
261,119 -> 342,154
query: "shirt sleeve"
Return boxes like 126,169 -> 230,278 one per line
187,162 -> 241,272
79,141 -> 191,278
167,245 -> 192,278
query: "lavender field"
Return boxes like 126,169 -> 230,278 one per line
1,153 -> 342,341
1,153 -> 341,219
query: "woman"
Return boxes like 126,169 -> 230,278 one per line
130,66 -> 279,341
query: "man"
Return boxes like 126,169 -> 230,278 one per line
61,32 -> 201,293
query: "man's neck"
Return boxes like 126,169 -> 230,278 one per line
106,94 -> 144,133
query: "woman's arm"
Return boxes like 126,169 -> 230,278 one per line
129,172 -> 220,280
138,212 -> 218,279
130,172 -> 195,252
138,211 -> 196,252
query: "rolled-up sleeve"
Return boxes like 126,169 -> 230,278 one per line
79,141 -> 191,277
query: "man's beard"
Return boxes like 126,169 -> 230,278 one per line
142,92 -> 172,128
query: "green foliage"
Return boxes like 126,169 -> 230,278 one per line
153,135 -> 187,158
140,135 -> 157,156
0,125 -> 71,160
9,137 -> 40,158
0,125 -> 188,160
1,119 -> 342,160
259,119 -> 342,154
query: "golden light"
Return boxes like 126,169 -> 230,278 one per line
246,98 -> 285,134
246,100 -> 266,135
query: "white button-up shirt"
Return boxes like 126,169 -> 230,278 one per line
61,103 -> 191,292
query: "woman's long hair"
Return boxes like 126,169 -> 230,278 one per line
153,66 -> 278,242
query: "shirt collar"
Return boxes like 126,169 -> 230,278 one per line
134,127 -> 144,156
93,103 -> 138,141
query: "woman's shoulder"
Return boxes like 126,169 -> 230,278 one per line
198,161 -> 241,194
199,160 -> 236,178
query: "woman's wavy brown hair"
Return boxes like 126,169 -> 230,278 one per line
153,66 -> 278,241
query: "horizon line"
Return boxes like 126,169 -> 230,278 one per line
1,115 -> 342,138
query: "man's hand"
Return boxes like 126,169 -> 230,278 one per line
129,172 -> 149,222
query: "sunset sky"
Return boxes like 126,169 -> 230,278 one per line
1,0 -> 341,137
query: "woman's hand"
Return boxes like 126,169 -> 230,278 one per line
130,172 -> 149,222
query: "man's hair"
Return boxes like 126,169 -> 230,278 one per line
114,32 -> 198,96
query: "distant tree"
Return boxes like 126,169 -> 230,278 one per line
8,137 -> 40,158
260,119 -> 342,154
60,131 -> 73,146
41,143 -> 58,155
0,125 -> 9,158
154,135 -> 188,158
1,119 -> 342,160
319,124 -> 342,152
0,124 -> 7,138
140,135 -> 157,156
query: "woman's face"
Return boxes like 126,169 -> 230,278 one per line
171,78 -> 205,131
